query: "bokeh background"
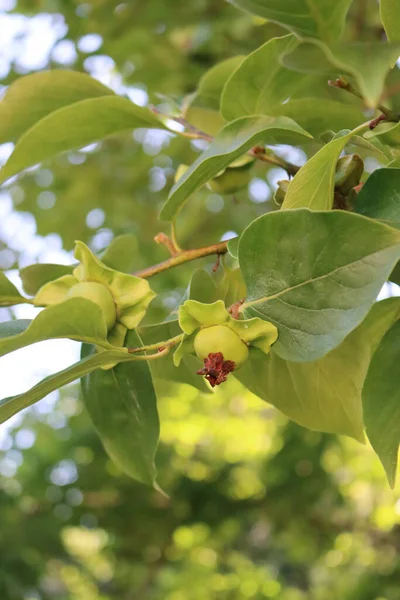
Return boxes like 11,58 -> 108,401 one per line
1,0 -> 400,598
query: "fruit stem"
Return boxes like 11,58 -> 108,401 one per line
129,346 -> 172,361
128,334 -> 183,354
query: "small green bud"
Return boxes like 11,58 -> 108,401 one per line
66,282 -> 117,330
194,325 -> 249,368
334,154 -> 364,195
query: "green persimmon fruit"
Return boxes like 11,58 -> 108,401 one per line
207,157 -> 254,195
194,325 -> 249,368
67,281 -> 117,330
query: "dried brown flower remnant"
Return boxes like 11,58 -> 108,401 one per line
196,352 -> 236,387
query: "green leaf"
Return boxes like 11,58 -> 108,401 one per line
363,319 -> 400,487
380,0 -> 400,43
99,233 -> 139,273
184,56 -> 244,135
0,319 -> 31,339
0,70 -> 115,144
160,115 -> 312,221
0,347 -> 133,426
238,209 -> 400,362
0,298 -> 118,358
390,261 -> 400,286
282,129 -> 355,210
0,272 -> 30,306
354,168 -> 400,229
19,264 -> 74,296
269,98 -> 365,138
221,35 -> 302,122
227,237 -> 239,259
0,96 -> 165,184
388,158 -> 400,168
365,121 -> 400,148
226,0 -> 353,41
81,330 -> 159,486
283,40 -> 400,108
187,269 -> 219,305
236,298 -> 400,441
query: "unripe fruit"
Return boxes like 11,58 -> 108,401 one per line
194,325 -> 249,368
67,282 -> 116,330
207,166 -> 252,195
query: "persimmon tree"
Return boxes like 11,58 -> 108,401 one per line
1,0 -> 400,489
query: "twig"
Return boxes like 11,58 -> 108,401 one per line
128,334 -> 183,354
328,78 -> 399,124
134,241 -> 228,278
151,107 -> 300,177
154,232 -> 180,257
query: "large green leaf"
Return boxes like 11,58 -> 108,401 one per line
220,35 -> 302,121
355,168 -> 400,229
0,70 -> 114,144
363,319 -> 400,487
81,330 -> 159,486
380,0 -> 400,43
160,115 -> 312,221
0,298 -> 117,358
184,56 -> 244,135
0,96 -> 165,184
0,272 -> 30,306
99,233 -> 139,273
282,40 -> 400,108
0,347 -> 133,426
226,0 -> 353,41
238,210 -> 400,362
268,98 -> 365,137
282,129 -> 355,210
236,298 -> 400,441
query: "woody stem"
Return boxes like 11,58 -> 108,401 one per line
133,241 -> 228,278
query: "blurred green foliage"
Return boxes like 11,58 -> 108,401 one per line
1,0 -> 400,598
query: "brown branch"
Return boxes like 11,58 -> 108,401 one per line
134,241 -> 228,278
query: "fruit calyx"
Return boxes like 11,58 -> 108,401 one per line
196,352 -> 236,387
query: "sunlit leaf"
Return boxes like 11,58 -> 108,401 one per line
0,97 -> 166,184
0,70 -> 115,144
0,298 -> 117,358
0,272 -> 30,306
282,129 -> 355,210
221,35 -> 301,121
